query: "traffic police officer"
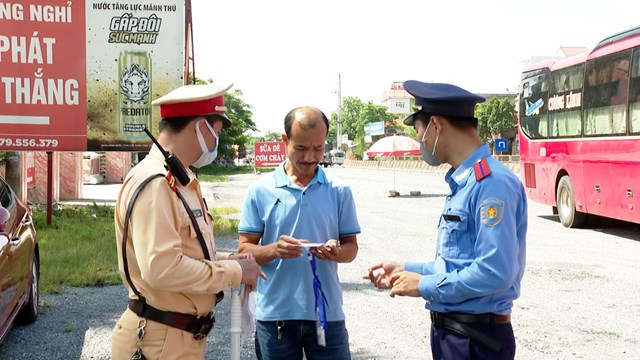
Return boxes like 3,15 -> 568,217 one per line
364,81 -> 528,359
112,82 -> 262,359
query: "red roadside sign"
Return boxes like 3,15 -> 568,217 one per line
0,1 -> 87,151
254,141 -> 286,168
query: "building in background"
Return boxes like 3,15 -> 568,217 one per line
381,82 -> 413,115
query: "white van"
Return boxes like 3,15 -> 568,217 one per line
329,150 -> 345,166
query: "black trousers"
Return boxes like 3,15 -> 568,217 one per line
430,323 -> 516,360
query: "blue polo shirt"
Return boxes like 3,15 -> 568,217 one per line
405,144 -> 528,315
238,161 -> 361,321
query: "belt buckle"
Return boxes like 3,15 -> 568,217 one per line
193,312 -> 216,340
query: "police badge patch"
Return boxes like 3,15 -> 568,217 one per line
480,198 -> 504,227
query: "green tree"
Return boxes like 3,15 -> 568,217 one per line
328,97 -> 397,157
221,88 -> 257,160
475,96 -> 518,150
404,125 -> 417,139
261,130 -> 282,142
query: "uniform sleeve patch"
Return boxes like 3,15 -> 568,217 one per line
480,198 -> 504,227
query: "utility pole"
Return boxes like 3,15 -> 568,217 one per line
337,74 -> 342,149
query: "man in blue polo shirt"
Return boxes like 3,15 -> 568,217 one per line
238,106 -> 360,360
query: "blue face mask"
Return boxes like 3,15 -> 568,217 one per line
420,120 -> 440,166
192,119 -> 219,168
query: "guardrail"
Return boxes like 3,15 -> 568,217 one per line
344,157 -> 521,174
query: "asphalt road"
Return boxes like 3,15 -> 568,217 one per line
1,165 -> 638,359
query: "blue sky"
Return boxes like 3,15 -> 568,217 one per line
191,0 -> 638,134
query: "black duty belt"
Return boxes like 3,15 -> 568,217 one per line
430,311 -> 510,352
129,299 -> 215,340
430,311 -> 511,325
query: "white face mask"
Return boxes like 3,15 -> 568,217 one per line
419,120 -> 441,166
192,119 -> 219,168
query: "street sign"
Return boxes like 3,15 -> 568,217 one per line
495,138 -> 509,152
364,121 -> 385,136
254,141 -> 286,168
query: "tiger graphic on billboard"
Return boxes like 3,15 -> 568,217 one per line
120,63 -> 150,104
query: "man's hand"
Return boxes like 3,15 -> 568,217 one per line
362,261 -> 404,289
237,253 -> 266,291
309,239 -> 340,261
389,271 -> 421,297
273,235 -> 307,259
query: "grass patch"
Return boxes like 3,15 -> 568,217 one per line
210,207 -> 240,235
196,164 -> 254,176
194,163 -> 274,183
212,217 -> 239,235
198,175 -> 230,182
33,204 -> 241,294
211,207 -> 240,215
33,205 -> 120,294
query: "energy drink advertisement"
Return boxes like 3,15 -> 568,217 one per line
86,1 -> 184,151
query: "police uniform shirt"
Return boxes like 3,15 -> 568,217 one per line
115,144 -> 242,316
405,144 -> 528,314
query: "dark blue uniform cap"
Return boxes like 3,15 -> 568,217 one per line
402,80 -> 486,125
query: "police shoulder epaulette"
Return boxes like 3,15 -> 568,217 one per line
165,171 -> 178,191
473,158 -> 492,182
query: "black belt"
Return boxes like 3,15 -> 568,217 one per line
430,311 -> 511,325
128,299 -> 216,340
430,311 -> 510,352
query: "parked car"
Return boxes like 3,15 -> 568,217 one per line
320,152 -> 332,167
0,176 -> 39,342
329,150 -> 346,166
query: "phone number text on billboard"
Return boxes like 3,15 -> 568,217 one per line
0,136 -> 59,150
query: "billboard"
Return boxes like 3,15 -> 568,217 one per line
0,1 -> 87,151
85,0 -> 184,151
364,121 -> 385,136
0,1 -> 185,152
254,141 -> 286,168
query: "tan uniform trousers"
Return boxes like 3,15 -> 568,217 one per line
111,308 -> 207,360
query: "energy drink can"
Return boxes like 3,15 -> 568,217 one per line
118,51 -> 152,139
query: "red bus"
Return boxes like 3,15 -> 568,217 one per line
518,26 -> 640,228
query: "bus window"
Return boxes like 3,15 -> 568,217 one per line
583,50 -> 631,136
630,48 -> 640,133
520,71 -> 549,139
548,64 -> 584,138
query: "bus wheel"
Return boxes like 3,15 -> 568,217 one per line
556,175 -> 588,228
